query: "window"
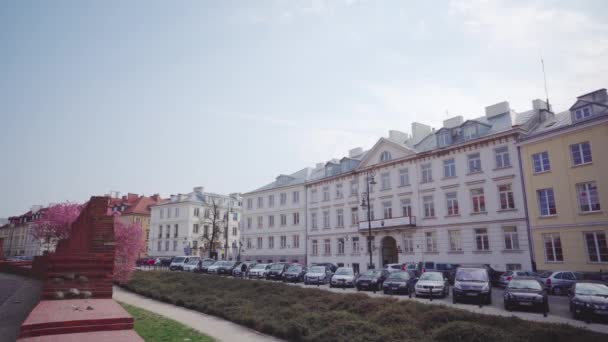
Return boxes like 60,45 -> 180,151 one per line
471,188 -> 486,213
247,217 -> 252,229
160,208 -> 164,219
157,241 -> 161,251
369,204 -> 375,220
293,191 -> 300,203
383,201 -> 393,219
570,142 -> 592,166
203,225 -> 209,238
280,236 -> 287,249
463,125 -> 477,140
584,232 -> 608,262
337,239 -> 345,255
193,224 -> 199,234
173,241 -> 177,251
380,151 -> 392,162
399,168 -> 409,186
204,208 -> 210,218
449,230 -> 462,251
336,209 -> 344,227
401,199 -> 412,217
495,146 -> 510,168
311,213 -> 318,230
268,215 -> 275,227
174,207 -> 179,218
192,240 -> 198,250
247,199 -> 253,209
293,212 -> 300,225
443,158 -> 456,178
402,234 -> 414,253
577,182 -> 600,212
497,184 -> 515,210
351,207 -> 358,226
506,264 -> 522,271
324,239 -> 331,255
421,164 -> 433,183
322,187 -> 330,201
380,173 -> 391,190
503,226 -> 519,250
468,153 -> 482,173
438,132 -> 451,147
475,228 -> 489,251
280,193 -> 287,205
280,214 -> 287,226
268,195 -> 275,207
574,106 -> 592,121
257,197 -> 263,208
311,189 -> 318,202
335,183 -> 343,199
246,238 -> 252,249
537,188 -> 557,216
543,233 -> 563,262
165,241 -> 169,251
532,152 -> 550,173
194,208 -> 200,217
257,216 -> 263,228
165,225 -> 170,238
172,224 -> 177,238
446,192 -> 459,216
158,225 -> 162,238
323,211 -> 330,228
257,237 -> 263,249
423,196 -> 435,218
268,236 -> 274,249
352,237 -> 360,255
167,207 -> 171,218
292,235 -> 300,248
312,240 -> 318,255
350,180 -> 358,196
425,231 -> 437,252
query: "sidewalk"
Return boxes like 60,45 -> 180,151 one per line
113,286 -> 284,342
0,272 -> 41,342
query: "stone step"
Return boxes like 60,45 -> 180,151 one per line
19,322 -> 132,337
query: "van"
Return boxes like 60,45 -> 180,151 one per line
169,256 -> 193,271
452,266 -> 492,305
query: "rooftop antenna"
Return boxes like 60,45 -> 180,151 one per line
541,58 -> 551,111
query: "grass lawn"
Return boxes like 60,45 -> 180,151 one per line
124,271 -> 607,342
119,301 -> 215,342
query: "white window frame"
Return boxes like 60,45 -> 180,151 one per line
495,146 -> 511,168
503,226 -> 519,250
577,182 -> 601,213
335,183 -> 344,199
323,210 -> 330,229
467,153 -> 482,173
402,234 -> 414,253
423,196 -> 435,218
380,173 -> 391,190
532,151 -> 551,173
443,158 -> 456,178
584,231 -> 608,263
570,142 -> 592,166
399,168 -> 409,186
401,198 -> 412,217
382,201 -> 393,219
425,231 -> 437,252
498,184 -> 515,210
574,106 -> 592,121
311,213 -> 318,230
446,192 -> 459,216
421,164 -> 433,183
471,188 -> 486,213
350,207 -> 358,226
448,230 -> 462,251
336,209 -> 344,228
475,228 -> 490,251
543,233 -> 563,263
537,188 -> 557,216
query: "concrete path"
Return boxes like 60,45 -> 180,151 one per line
113,286 -> 283,342
0,272 -> 41,342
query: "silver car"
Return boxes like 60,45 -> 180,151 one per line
304,266 -> 332,285
537,271 -> 583,296
498,270 -> 537,287
330,267 -> 355,288
248,264 -> 271,279
415,271 -> 449,298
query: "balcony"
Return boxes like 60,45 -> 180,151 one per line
358,215 -> 416,231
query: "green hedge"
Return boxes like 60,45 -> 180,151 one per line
123,271 -> 605,342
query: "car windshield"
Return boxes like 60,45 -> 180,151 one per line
361,270 -> 382,277
508,279 -> 541,290
335,268 -> 354,275
406,264 -> 416,270
388,272 -> 410,280
310,266 -> 326,273
539,271 -> 553,278
252,264 -> 267,269
420,272 -> 443,281
456,269 -> 488,282
187,259 -> 199,265
576,283 -> 608,296
224,262 -> 235,266
270,264 -> 284,270
287,266 -> 302,272
172,257 -> 185,263
202,260 -> 215,266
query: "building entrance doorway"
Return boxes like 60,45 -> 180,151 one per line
381,236 -> 398,266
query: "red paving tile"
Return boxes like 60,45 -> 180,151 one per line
17,329 -> 143,342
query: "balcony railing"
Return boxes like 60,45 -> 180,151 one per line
358,215 -> 416,231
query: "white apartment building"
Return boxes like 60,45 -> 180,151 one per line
148,187 -> 242,259
240,168 -> 310,264
0,206 -> 47,257
306,100 -> 551,273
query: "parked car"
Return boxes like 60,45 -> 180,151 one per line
206,261 -> 223,274
266,263 -> 290,280
383,271 -> 417,295
233,262 -> 257,277
503,277 -> 548,316
415,271 -> 449,298
403,263 -> 421,277
452,266 -> 492,305
182,257 -> 202,272
169,256 -> 194,271
383,263 -> 406,273
355,269 -> 390,291
499,271 -> 538,287
537,271 -> 583,296
304,265 -> 333,285
282,264 -> 307,283
216,261 -> 240,275
330,267 -> 356,288
248,263 -> 271,279
311,262 -> 338,273
199,259 -> 218,273
455,263 -> 503,287
435,263 -> 459,284
569,281 -> 608,322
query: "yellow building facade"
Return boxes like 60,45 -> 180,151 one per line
519,89 -> 608,272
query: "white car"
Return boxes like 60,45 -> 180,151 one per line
248,264 -> 270,279
304,266 -> 332,285
206,261 -> 222,274
169,256 -> 194,271
330,267 -> 355,287
415,271 -> 449,298
182,257 -> 201,272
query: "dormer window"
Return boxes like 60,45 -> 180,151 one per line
380,151 -> 392,162
438,132 -> 451,147
463,125 -> 477,140
574,106 -> 592,121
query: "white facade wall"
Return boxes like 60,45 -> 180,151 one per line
240,184 -> 307,264
0,224 -> 46,257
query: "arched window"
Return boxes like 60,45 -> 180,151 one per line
380,151 -> 392,162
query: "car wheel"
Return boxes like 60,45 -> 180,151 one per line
552,287 -> 563,296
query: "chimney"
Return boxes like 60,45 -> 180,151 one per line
193,186 -> 204,193
348,147 -> 363,158
443,115 -> 463,128
485,101 -> 510,118
127,193 -> 138,202
170,194 -> 177,202
411,122 -> 432,144
151,194 -> 160,201
315,162 -> 324,169
388,130 -> 409,143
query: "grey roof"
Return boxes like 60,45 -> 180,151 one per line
248,167 -> 312,193
528,110 -> 572,135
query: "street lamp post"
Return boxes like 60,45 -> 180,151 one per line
360,170 -> 377,270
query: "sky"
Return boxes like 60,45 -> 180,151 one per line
1,0 -> 607,217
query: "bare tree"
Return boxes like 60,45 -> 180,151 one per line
198,198 -> 223,259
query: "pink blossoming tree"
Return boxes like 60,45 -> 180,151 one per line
31,202 -> 82,253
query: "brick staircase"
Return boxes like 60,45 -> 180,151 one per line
41,254 -> 115,299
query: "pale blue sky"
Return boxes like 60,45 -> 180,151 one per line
1,0 -> 607,217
